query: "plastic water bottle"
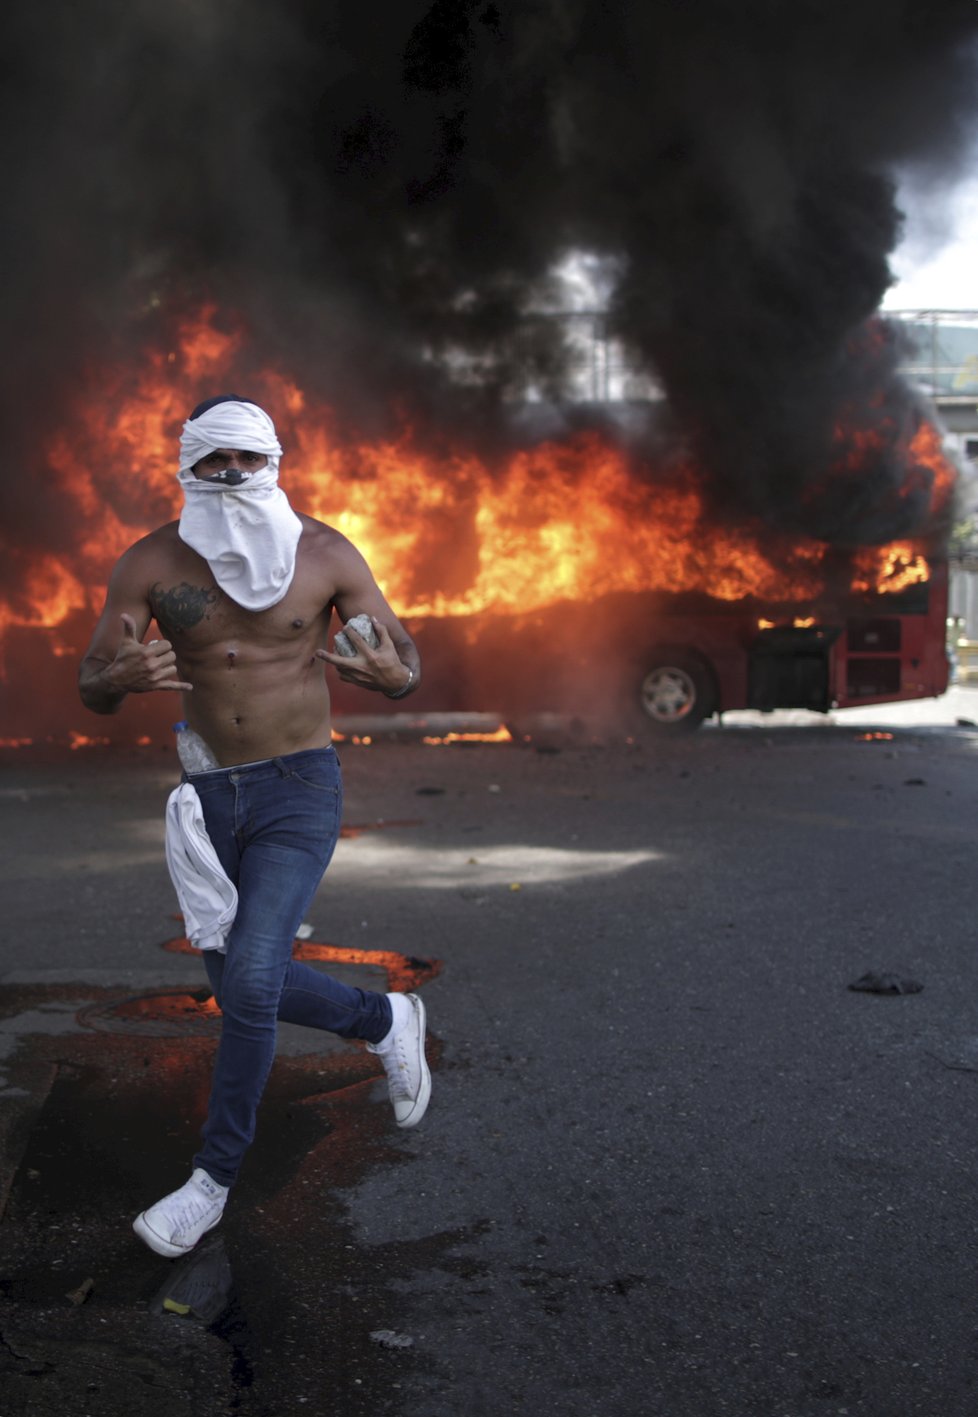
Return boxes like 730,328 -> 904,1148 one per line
173,721 -> 220,774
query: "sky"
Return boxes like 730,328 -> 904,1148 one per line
884,167 -> 978,312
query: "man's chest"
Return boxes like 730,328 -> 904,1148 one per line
147,553 -> 336,645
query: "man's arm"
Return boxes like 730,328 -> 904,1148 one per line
315,538 -> 420,698
79,548 -> 192,715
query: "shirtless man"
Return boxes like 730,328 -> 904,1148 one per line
78,394 -> 430,1258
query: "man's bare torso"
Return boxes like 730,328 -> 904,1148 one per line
138,516 -> 340,764
79,504 -> 418,758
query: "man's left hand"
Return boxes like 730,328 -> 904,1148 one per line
316,619 -> 413,695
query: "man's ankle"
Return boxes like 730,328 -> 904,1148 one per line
371,992 -> 412,1052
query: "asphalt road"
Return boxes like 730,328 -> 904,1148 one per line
1,694 -> 977,1417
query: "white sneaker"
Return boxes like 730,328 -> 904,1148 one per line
367,993 -> 431,1128
133,1169 -> 229,1258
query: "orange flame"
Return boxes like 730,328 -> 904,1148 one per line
828,413 -> 956,529
909,421 -> 956,519
69,730 -> 110,750
850,543 -> 929,595
421,726 -> 514,745
0,554 -> 90,642
1,309 -> 958,658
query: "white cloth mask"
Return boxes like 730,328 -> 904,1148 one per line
177,400 -> 303,612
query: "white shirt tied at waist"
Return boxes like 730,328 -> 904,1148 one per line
164,783 -> 238,952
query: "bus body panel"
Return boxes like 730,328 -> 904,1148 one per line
340,562 -> 951,726
833,562 -> 949,709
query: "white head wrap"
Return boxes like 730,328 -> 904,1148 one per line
177,399 -> 303,612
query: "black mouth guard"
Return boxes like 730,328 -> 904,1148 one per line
206,469 -> 251,486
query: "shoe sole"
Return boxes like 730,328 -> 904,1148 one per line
133,1209 -> 222,1258
396,994 -> 431,1128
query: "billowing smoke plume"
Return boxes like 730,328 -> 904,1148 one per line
2,0 -> 978,587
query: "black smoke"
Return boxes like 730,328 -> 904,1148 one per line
2,0 -> 978,583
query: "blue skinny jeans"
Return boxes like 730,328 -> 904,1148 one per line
187,748 -> 392,1186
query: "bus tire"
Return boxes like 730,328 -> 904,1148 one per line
636,651 -> 716,733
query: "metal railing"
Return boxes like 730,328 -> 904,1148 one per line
886,310 -> 978,403
518,309 -> 978,405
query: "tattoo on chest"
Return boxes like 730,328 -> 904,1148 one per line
150,582 -> 218,633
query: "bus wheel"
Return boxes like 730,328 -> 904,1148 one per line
637,654 -> 715,732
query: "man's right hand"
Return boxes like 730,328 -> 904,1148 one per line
108,614 -> 193,694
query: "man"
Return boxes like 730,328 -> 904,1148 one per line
78,394 -> 430,1258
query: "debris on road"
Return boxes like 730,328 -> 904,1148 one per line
156,1237 -> 233,1324
369,1329 -> 415,1350
848,972 -> 923,995
65,1277 -> 94,1306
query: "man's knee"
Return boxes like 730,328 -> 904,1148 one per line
218,963 -> 282,1026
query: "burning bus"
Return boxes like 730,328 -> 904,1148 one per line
0,313 -> 957,749
392,537 -> 950,736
